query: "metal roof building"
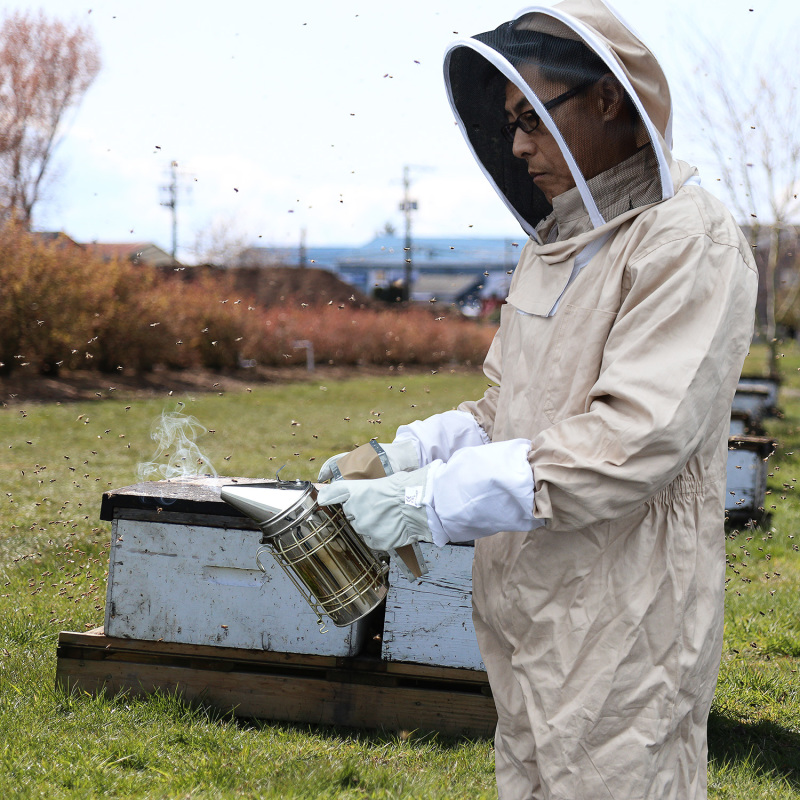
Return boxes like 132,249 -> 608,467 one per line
237,234 -> 522,308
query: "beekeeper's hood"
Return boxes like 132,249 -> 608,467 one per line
444,0 -> 673,240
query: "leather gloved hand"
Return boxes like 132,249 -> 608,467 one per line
317,439 -> 419,482
319,438 -> 539,550
316,465 -> 434,551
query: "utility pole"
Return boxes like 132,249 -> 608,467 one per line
299,227 -> 307,268
160,160 -> 179,264
398,166 -> 418,301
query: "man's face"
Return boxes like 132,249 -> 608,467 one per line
504,80 -> 578,204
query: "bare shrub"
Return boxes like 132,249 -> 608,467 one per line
173,274 -> 247,371
0,224 -> 112,375
243,303 -> 495,369
0,228 -> 495,377
93,262 -> 185,373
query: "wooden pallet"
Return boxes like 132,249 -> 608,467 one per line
56,630 -> 497,738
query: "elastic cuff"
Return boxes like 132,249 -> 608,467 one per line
422,461 -> 449,546
472,415 -> 492,446
385,437 -> 421,473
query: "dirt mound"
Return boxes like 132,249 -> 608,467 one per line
231,266 -> 377,309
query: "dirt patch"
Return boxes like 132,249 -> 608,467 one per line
0,363 -> 475,405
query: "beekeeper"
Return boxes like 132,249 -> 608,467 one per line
318,1 -> 758,797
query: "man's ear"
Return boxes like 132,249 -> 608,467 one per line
596,74 -> 627,121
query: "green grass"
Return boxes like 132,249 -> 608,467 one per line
2,351 -> 800,798
705,341 -> 800,798
0,368 -> 496,799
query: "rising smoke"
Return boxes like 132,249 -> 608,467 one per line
137,404 -> 218,481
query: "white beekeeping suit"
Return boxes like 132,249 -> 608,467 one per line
318,1 -> 758,797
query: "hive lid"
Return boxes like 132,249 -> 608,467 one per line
100,476 -> 281,522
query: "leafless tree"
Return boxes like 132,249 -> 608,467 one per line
190,215 -> 250,267
0,10 -> 100,226
683,36 -> 800,375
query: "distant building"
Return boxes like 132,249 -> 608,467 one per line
85,241 -> 179,268
237,234 -> 521,311
30,231 -> 85,252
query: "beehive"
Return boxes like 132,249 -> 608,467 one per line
382,542 -> 484,671
101,478 -> 369,656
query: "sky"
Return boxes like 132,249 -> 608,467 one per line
10,0 -> 795,261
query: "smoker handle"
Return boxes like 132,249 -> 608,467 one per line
391,543 -> 428,582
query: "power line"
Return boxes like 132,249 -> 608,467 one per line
398,164 -> 433,301
159,160 -> 192,264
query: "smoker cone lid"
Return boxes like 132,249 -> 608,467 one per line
220,480 -> 315,540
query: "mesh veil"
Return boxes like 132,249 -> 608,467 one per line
444,7 -> 671,238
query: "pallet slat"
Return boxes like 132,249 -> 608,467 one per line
56,632 -> 496,738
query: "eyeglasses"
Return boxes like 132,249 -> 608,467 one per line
501,79 -> 596,143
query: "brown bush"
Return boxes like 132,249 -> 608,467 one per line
95,269 -> 255,373
0,224 -> 114,375
171,274 -> 248,371
92,262 -> 185,373
243,305 -> 495,368
0,224 -> 495,376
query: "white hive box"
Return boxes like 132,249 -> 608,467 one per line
731,382 -> 776,423
730,408 -> 761,437
726,436 -> 776,522
101,478 -> 369,657
382,542 -> 484,671
737,375 -> 780,411
729,417 -> 747,437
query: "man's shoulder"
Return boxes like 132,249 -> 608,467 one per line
628,180 -> 752,261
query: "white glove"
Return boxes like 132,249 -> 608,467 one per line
317,438 -> 542,551
317,465 -> 435,551
317,439 -> 419,482
395,409 -> 490,467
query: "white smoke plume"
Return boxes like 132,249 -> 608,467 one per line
137,404 -> 218,482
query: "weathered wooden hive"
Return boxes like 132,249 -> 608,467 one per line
55,477 -> 496,736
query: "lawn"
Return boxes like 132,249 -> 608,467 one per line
1,355 -> 799,798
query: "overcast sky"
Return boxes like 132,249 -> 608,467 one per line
11,0 -> 793,260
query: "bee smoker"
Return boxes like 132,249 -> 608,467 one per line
220,480 -> 388,631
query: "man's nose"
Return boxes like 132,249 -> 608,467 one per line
511,128 -> 536,160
